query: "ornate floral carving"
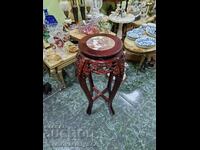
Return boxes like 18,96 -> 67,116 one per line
76,52 -> 125,77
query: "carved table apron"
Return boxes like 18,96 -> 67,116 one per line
75,34 -> 125,115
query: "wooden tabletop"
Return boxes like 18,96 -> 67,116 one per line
69,29 -> 86,41
109,13 -> 135,24
43,45 -> 77,69
70,29 -> 116,41
133,15 -> 156,27
124,37 -> 156,54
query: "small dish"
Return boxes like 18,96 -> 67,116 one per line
126,28 -> 145,40
135,36 -> 156,49
146,26 -> 156,37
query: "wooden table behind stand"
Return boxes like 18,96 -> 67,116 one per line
133,15 -> 156,27
43,48 -> 77,89
69,29 -> 116,41
76,34 -> 125,115
108,14 -> 135,40
124,37 -> 156,70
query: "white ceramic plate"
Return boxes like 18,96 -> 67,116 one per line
86,36 -> 115,51
135,36 -> 156,49
126,28 -> 145,40
146,26 -> 156,38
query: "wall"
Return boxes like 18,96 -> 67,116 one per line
43,0 -> 66,23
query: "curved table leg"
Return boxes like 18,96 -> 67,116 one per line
50,69 -> 62,90
107,74 -> 124,115
88,72 -> 94,97
76,53 -> 125,115
76,56 -> 94,115
107,72 -> 114,95
78,75 -> 93,115
57,69 -> 66,89
138,55 -> 146,71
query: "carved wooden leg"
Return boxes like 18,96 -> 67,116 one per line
138,55 -> 146,70
108,74 -> 124,115
108,103 -> 115,115
146,52 -> 156,68
86,101 -> 93,115
88,72 -> 94,97
76,55 -> 94,114
78,74 -> 93,115
50,69 -> 57,78
50,69 -> 62,90
107,72 -> 114,94
57,69 -> 66,89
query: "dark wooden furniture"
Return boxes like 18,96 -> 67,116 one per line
76,34 -> 125,115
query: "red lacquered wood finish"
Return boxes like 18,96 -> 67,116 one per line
76,34 -> 125,115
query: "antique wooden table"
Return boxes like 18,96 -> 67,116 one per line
70,28 -> 116,41
124,37 -> 156,70
43,43 -> 77,89
133,15 -> 156,27
76,34 -> 125,115
108,13 -> 135,39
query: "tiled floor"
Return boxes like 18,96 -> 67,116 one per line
43,62 -> 156,150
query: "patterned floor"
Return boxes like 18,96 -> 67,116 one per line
43,62 -> 156,150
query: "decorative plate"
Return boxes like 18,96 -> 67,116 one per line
146,26 -> 156,37
126,28 -> 145,40
86,36 -> 115,51
147,23 -> 156,27
135,36 -> 156,49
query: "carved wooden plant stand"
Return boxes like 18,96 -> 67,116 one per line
75,34 -> 125,115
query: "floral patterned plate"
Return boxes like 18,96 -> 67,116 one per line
86,36 -> 115,51
146,26 -> 156,38
126,28 -> 145,40
135,36 -> 156,49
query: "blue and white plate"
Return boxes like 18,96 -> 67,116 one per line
147,23 -> 156,27
146,26 -> 156,37
126,28 -> 145,40
135,36 -> 156,49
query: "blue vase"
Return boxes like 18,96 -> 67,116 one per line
43,9 -> 58,27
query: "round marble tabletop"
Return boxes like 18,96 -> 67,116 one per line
79,33 -> 122,58
108,13 -> 135,24
108,13 -> 135,39
86,36 -> 115,51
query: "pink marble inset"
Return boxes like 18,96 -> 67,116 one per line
86,36 -> 115,51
